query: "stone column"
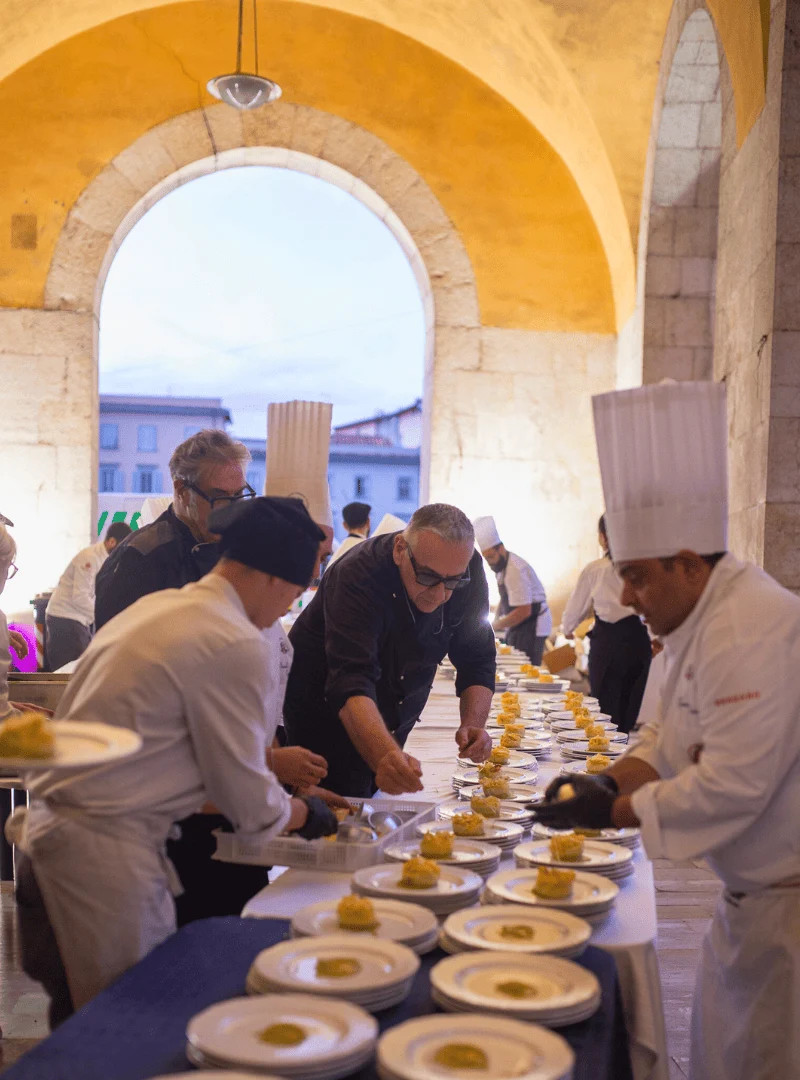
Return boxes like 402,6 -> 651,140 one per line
0,308 -> 96,615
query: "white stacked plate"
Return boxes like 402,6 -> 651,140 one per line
551,718 -> 616,733
457,783 -> 543,804
186,995 -> 378,1079
376,1014 -> 574,1080
548,710 -> 604,724
484,867 -> 619,919
439,801 -> 535,827
291,899 -> 440,955
456,760 -> 533,777
455,766 -> 538,790
429,952 -> 602,1026
532,822 -> 641,850
517,679 -> 569,694
514,839 -> 634,882
440,904 -> 591,959
556,729 -> 624,745
384,838 -> 501,879
247,935 -> 419,1013
419,818 -> 526,853
352,863 -> 483,915
560,740 -> 627,760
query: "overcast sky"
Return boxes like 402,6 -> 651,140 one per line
99,166 -> 425,440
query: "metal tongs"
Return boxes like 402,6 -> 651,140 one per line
336,802 -> 404,842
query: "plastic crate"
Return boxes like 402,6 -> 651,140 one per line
212,798 -> 439,873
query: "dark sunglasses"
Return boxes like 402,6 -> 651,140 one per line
407,545 -> 470,591
180,479 -> 257,512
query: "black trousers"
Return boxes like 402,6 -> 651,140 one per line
588,615 -> 651,733
15,851 -> 74,1028
167,813 -> 271,926
45,615 -> 92,672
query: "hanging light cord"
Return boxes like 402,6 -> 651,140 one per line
236,0 -> 244,73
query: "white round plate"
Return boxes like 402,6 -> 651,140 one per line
550,719 -> 617,732
559,761 -> 589,775
418,819 -> 525,845
456,770 -> 536,789
2,721 -> 142,771
456,762 -> 530,779
459,784 -> 542,804
353,863 -> 483,901
186,995 -> 377,1071
486,867 -> 619,911
561,741 -> 626,758
514,839 -> 634,872
377,1013 -> 574,1080
430,951 -> 600,1014
549,710 -> 602,723
252,935 -> 418,995
439,801 -> 533,823
442,905 -> 591,955
291,899 -> 437,946
384,838 -> 500,866
556,729 -> 624,743
531,822 -> 640,846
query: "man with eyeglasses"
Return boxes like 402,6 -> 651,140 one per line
283,503 -> 497,797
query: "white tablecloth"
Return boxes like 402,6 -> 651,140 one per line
242,679 -> 669,1080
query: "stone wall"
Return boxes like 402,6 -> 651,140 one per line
714,0 -> 783,566
427,328 -> 618,619
643,9 -> 721,384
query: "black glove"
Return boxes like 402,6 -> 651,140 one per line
532,775 -> 618,831
294,796 -> 339,840
544,773 -> 618,803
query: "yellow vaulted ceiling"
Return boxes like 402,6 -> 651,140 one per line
0,0 -> 767,333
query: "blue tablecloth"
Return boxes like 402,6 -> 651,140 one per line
4,916 -> 633,1080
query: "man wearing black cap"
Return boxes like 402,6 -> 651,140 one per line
14,497 -> 339,1023
328,502 -> 372,567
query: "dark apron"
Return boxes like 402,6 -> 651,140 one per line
497,578 -> 543,664
588,614 -> 651,733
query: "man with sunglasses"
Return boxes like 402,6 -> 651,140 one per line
283,503 -> 496,797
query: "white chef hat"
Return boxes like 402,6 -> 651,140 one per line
473,515 -> 501,551
374,513 -> 408,536
265,400 -> 334,528
592,380 -> 728,562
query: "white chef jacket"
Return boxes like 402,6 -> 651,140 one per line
28,573 -> 291,839
562,557 -> 639,636
0,609 -> 20,723
625,554 -> 800,893
498,552 -> 552,636
262,619 -> 293,724
327,534 -> 365,567
46,540 -> 108,626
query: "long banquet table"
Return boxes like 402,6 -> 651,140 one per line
243,677 -> 670,1080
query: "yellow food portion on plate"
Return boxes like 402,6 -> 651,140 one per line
0,712 -> 55,759
588,735 -> 611,752
584,723 -> 606,739
482,777 -> 511,799
499,644 -> 512,655
521,664 -> 539,677
538,673 -> 554,683
565,691 -> 583,703
574,714 -> 592,730
316,956 -> 362,978
557,784 -> 576,801
574,826 -> 602,837
478,762 -> 502,780
399,856 -> 441,889
549,832 -> 585,862
586,753 -> 612,774
489,747 -> 510,765
337,895 -> 379,931
471,795 -> 501,818
496,979 -> 539,999
504,723 -> 526,737
433,1043 -> 489,1069
499,923 -> 536,941
452,812 -> 485,836
534,866 -> 576,899
500,732 -> 522,748
257,1023 -> 306,1046
420,830 -> 454,859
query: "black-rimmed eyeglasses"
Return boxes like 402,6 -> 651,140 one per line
180,480 -> 257,512
407,546 -> 470,591
6,563 -> 18,580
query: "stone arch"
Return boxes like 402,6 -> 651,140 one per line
642,6 -> 722,384
43,102 -> 482,504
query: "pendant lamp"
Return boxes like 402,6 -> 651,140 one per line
207,0 -> 282,110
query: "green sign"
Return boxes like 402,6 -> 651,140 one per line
97,510 -> 141,536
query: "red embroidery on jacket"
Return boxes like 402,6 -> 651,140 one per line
713,691 -> 761,706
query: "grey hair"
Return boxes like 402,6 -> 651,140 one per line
0,524 -> 16,571
169,429 -> 251,485
405,503 -> 475,547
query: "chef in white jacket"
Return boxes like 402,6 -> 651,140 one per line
535,380 -> 800,1080
13,496 -> 338,1022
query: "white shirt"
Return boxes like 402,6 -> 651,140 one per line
625,554 -> 800,892
28,574 -> 291,842
562,557 -> 640,636
498,552 -> 551,636
327,534 -> 366,567
46,540 -> 109,626
0,610 -> 20,723
262,620 -> 293,724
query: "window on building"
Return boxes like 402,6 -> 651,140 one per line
137,424 -> 158,452
183,425 -> 202,439
133,465 -> 163,494
100,423 -> 119,450
397,476 -> 413,501
99,464 -> 123,493
354,476 -> 368,498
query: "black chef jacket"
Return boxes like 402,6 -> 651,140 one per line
283,532 -> 496,796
